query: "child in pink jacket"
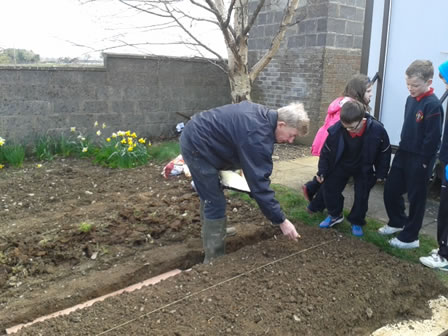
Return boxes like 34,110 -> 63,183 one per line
304,74 -> 373,213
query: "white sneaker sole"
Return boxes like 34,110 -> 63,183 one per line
389,238 -> 419,249
378,226 -> 403,235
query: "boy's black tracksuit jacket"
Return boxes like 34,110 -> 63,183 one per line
317,113 -> 391,180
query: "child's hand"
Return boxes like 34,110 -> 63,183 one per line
316,175 -> 324,183
376,178 -> 385,184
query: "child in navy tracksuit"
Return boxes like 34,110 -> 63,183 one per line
420,60 -> 448,270
317,100 -> 391,237
380,60 -> 443,249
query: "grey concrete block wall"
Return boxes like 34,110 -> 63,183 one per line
0,54 -> 231,143
249,0 -> 365,145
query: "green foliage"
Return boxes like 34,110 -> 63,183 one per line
147,141 -> 180,163
34,136 -> 56,161
92,130 -> 150,168
54,134 -> 82,157
1,144 -> 25,167
1,125 -> 181,171
0,48 -> 40,64
33,134 -> 87,160
78,222 -> 93,233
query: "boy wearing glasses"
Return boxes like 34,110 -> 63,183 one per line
379,60 -> 443,249
316,100 -> 391,236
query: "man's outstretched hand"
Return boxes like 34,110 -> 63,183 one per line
279,219 -> 301,241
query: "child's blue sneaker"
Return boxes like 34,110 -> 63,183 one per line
351,225 -> 363,237
319,214 -> 344,228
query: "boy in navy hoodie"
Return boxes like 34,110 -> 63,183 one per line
420,60 -> 448,269
317,100 -> 391,237
380,60 -> 443,248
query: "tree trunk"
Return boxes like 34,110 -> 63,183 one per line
228,65 -> 251,103
228,0 -> 251,103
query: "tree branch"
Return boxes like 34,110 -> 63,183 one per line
242,0 -> 265,37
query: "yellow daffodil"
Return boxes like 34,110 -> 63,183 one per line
96,130 -> 101,136
106,138 -> 111,142
128,146 -> 133,152
0,137 -> 5,146
82,147 -> 88,152
94,121 -> 98,127
131,132 -> 137,138
125,130 -> 131,136
121,139 -> 127,144
102,123 -> 106,129
138,138 -> 145,144
70,127 -> 76,132
111,132 -> 117,138
0,164 -> 4,169
127,137 -> 133,143
36,164 -> 42,168
117,131 -> 125,137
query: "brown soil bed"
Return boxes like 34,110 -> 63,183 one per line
0,144 -> 446,335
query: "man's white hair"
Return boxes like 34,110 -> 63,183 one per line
277,102 -> 310,136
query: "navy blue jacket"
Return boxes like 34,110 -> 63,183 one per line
317,114 -> 391,180
399,93 -> 442,164
181,101 -> 285,224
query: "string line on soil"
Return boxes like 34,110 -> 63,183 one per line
96,238 -> 338,335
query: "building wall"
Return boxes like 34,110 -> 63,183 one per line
0,54 -> 231,143
249,0 -> 365,144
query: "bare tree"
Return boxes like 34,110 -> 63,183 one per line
82,0 -> 302,103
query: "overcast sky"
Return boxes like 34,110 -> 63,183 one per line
0,0 -> 226,60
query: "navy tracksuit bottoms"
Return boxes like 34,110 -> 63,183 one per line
323,164 -> 376,226
384,150 -> 435,242
438,162 -> 448,259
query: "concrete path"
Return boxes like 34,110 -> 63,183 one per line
272,156 -> 439,240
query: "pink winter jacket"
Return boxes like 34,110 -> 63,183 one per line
310,96 -> 352,156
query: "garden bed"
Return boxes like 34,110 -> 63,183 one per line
0,148 -> 446,335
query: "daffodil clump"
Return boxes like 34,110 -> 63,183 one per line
95,127 -> 152,168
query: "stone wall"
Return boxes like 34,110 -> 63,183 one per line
0,54 -> 231,143
249,0 -> 365,144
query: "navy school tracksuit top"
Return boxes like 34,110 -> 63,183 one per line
182,101 -> 286,225
317,113 -> 391,180
398,89 -> 443,163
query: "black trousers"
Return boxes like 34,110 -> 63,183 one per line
438,162 -> 448,259
306,177 -> 325,212
383,150 -> 435,242
322,164 -> 375,226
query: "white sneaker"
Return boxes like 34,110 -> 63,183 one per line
389,237 -> 419,249
378,225 -> 403,235
420,253 -> 448,269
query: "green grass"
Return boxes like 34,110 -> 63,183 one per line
147,141 -> 180,163
231,183 -> 448,286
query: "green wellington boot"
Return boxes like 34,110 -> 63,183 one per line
200,200 -> 236,237
202,217 -> 227,264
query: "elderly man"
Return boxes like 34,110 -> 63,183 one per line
180,100 -> 310,263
